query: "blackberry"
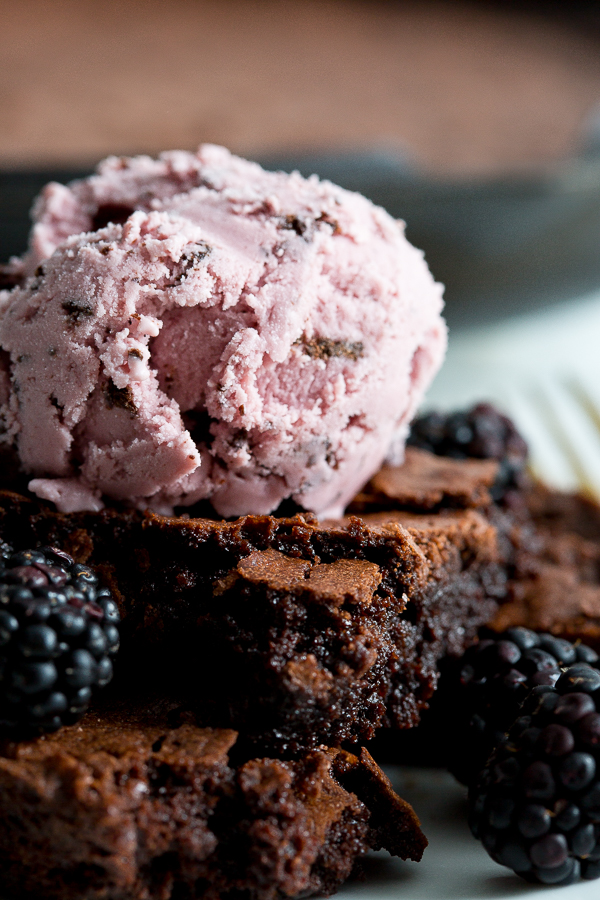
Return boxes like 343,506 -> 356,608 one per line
469,662 -> 600,885
408,403 -> 528,499
0,544 -> 120,735
442,627 -> 599,786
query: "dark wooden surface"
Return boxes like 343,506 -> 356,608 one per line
1,0 -> 600,176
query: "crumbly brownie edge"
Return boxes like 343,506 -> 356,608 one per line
0,702 -> 426,900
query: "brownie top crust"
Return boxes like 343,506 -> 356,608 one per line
350,446 -> 499,513
223,550 -> 384,608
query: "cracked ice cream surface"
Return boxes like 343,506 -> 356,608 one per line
0,145 -> 446,517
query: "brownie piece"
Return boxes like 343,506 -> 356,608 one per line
486,482 -> 600,649
524,480 -> 600,542
350,447 -> 499,513
0,488 -> 502,751
0,696 -> 425,900
351,445 -> 600,654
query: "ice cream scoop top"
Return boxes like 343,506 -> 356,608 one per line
0,145 -> 446,517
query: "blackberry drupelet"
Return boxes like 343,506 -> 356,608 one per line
442,627 -> 599,786
408,403 -> 528,499
0,544 -> 120,736
469,662 -> 600,885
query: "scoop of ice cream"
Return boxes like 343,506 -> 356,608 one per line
0,145 -> 446,517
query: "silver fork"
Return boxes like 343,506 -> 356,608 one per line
505,372 -> 600,502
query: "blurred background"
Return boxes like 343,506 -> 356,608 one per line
2,0 -> 600,174
2,0 -> 600,491
3,0 -> 600,322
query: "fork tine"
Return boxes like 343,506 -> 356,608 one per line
566,374 -> 600,437
531,376 -> 600,502
504,386 -> 580,493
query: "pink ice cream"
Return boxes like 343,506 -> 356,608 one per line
0,145 -> 446,517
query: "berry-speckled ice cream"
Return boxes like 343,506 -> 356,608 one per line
0,145 -> 446,517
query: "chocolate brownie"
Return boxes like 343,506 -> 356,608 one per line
350,447 -> 500,513
353,444 -> 600,653
0,487 -> 502,751
0,696 -> 426,900
487,482 -> 600,649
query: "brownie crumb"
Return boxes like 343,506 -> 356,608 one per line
170,243 -> 212,284
104,380 -> 138,416
282,214 -> 309,237
62,297 -> 94,323
317,212 -> 341,234
183,243 -> 211,267
298,335 -> 364,361
0,697 -> 426,900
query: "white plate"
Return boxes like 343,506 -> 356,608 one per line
338,767 -> 598,900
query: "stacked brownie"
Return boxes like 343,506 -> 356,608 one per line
351,442 -> 600,653
0,441 -> 510,897
0,477 -> 502,751
2,404 -> 599,896
489,481 -> 600,649
0,696 -> 425,900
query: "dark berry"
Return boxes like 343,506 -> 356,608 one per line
558,752 -> 596,791
517,804 -> 551,839
438,628 -> 597,785
68,686 -> 93,714
584,860 -> 600,880
520,648 -> 560,677
10,661 -> 57,694
97,595 -> 120,624
470,662 -> 600,885
579,712 -> 600,747
82,623 -> 108,657
577,644 -> 600,665
537,723 -> 575,756
96,657 -> 113,686
554,800 -> 580,832
50,608 -> 87,638
62,649 -> 97,689
530,833 -> 568,868
18,624 -> 60,659
538,636 -> 577,666
535,857 -> 580,885
555,693 -> 596,724
487,796 -> 515,829
496,841 -> 531,872
0,545 -> 121,736
557,664 -> 600,695
571,824 -> 596,857
407,403 -> 528,500
505,627 -> 539,652
103,624 -> 120,655
523,761 -> 555,800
